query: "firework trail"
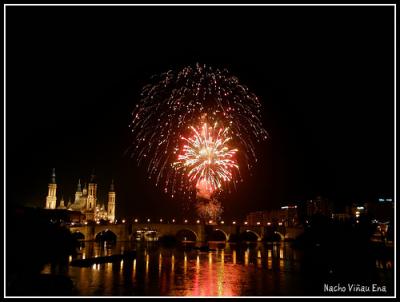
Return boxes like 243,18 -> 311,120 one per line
129,63 -> 267,201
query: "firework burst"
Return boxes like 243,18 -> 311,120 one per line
129,63 -> 267,200
173,122 -> 239,199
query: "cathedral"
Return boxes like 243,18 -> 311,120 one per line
44,168 -> 116,222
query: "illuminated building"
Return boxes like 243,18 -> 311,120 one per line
44,169 -> 116,222
45,168 -> 57,209
246,205 -> 299,227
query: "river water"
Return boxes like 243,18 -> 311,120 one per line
41,241 -> 393,296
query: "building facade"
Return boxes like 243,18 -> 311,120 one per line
44,168 -> 116,222
246,205 -> 299,227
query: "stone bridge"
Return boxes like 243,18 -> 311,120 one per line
68,223 -> 303,242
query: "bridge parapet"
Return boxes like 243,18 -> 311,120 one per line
67,223 -> 303,242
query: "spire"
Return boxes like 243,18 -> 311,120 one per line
50,168 -> 56,184
82,182 -> 88,195
76,179 -> 82,192
110,179 -> 115,192
90,169 -> 96,183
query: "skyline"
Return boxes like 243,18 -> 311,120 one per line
6,6 -> 395,219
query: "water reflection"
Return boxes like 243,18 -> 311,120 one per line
39,241 -> 392,296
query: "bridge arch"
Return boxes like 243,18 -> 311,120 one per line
71,230 -> 85,241
176,229 -> 198,241
274,231 -> 285,241
241,229 -> 262,242
208,228 -> 229,241
95,229 -> 117,242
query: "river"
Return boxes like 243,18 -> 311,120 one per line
40,241 -> 393,296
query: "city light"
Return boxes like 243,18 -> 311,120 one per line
160,218 -> 163,222
221,221 -> 224,224
209,220 -> 213,224
134,219 -> 138,223
147,218 -> 150,222
278,222 -> 283,226
96,220 -> 100,224
184,219 -> 188,223
196,220 -> 200,224
122,219 -> 126,223
267,222 -> 271,226
244,221 -> 248,225
256,222 -> 260,225
172,219 -> 175,223
84,221 -> 88,225
232,221 -> 236,225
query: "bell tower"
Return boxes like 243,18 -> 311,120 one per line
45,168 -> 57,209
107,179 -> 116,222
74,179 -> 82,202
85,170 -> 97,221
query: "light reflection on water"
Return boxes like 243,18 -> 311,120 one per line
40,241 -> 393,296
41,241 -> 308,296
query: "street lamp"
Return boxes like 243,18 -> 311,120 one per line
147,218 -> 150,222
244,221 -> 248,225
196,220 -> 200,224
232,221 -> 236,225
184,219 -> 188,223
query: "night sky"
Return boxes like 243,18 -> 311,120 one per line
6,6 -> 394,220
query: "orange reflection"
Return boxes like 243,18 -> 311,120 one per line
184,253 -> 187,275
267,250 -> 272,269
145,254 -> 149,276
159,253 -> 162,277
133,259 -> 136,278
196,255 -> 200,272
171,254 -> 175,275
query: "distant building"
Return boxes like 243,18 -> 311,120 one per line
246,205 -> 299,227
364,198 -> 394,222
305,196 -> 333,217
331,213 -> 352,222
44,168 -> 116,222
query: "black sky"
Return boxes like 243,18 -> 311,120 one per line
6,6 -> 394,220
